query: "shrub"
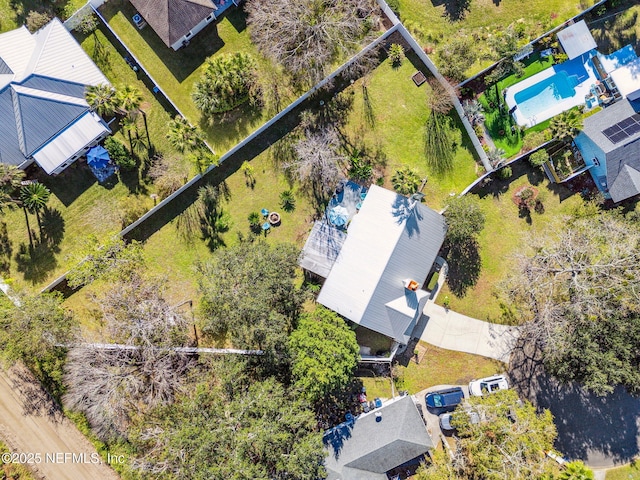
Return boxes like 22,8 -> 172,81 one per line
248,211 -> 261,234
497,166 -> 512,179
529,149 -> 548,167
348,155 -> 373,182
522,130 -> 548,152
474,124 -> 484,139
386,0 -> 400,16
119,197 -> 148,228
389,44 -> 405,67
104,137 -> 135,170
279,190 -> 296,212
192,53 -> 258,116
26,11 -> 51,33
155,172 -> 184,199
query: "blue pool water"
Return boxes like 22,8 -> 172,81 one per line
514,71 -> 580,119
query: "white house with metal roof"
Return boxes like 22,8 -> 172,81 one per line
0,18 -> 110,175
315,185 -> 447,347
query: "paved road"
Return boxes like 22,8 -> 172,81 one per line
0,365 -> 119,480
509,339 -> 640,468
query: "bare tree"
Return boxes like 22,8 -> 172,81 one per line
500,211 -> 640,394
245,0 -> 378,86
63,276 -> 193,440
285,127 -> 347,198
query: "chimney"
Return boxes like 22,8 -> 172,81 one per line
404,279 -> 419,291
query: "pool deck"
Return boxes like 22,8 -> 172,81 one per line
505,55 -> 598,128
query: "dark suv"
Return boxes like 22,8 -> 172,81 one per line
425,387 -> 465,413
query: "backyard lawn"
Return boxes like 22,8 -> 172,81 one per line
99,0 -> 296,155
436,161 -> 588,323
345,55 -> 481,209
359,342 -> 503,399
0,27 -> 190,293
396,0 -> 588,76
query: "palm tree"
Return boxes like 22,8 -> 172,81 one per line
116,84 -> 143,115
85,84 -> 118,118
462,99 -> 485,126
391,167 -> 421,195
166,116 -> 206,153
487,147 -> 506,169
550,109 -> 583,144
20,182 -> 50,246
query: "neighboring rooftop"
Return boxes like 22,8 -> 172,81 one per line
557,20 -> 597,60
129,0 -> 216,48
316,185 -> 446,345
0,18 -> 110,174
323,395 -> 434,480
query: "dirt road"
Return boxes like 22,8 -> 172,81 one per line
0,364 -> 119,480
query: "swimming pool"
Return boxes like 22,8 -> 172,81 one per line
514,71 -> 580,119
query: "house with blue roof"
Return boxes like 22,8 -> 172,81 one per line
0,18 -> 111,175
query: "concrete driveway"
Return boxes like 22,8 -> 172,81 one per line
413,385 -> 471,447
509,339 -> 640,468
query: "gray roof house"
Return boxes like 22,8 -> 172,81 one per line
575,98 -> 640,202
130,0 -> 238,51
323,395 -> 434,480
0,18 -> 110,175
315,185 -> 447,345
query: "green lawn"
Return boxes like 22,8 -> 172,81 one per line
590,2 -> 640,54
0,0 -> 86,32
606,461 -> 640,480
396,0 -> 587,76
345,56 -> 481,210
99,0 -> 295,155
359,342 -> 503,398
436,162 -> 587,322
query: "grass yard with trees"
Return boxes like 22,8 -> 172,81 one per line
436,161 -> 587,322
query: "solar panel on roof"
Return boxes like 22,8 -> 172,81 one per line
632,114 -> 640,123
624,123 -> 640,136
603,126 -> 620,137
618,117 -> 636,129
609,131 -> 630,144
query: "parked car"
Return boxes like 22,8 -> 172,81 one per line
425,387 -> 465,413
468,375 -> 509,396
439,410 -> 480,432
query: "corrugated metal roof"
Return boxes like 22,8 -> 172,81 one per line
0,26 -> 34,82
11,84 -> 87,156
0,18 -> 110,172
300,221 -> 347,278
324,395 -> 433,480
0,58 -> 12,75
317,185 -> 446,344
26,18 -> 108,86
33,111 -> 109,174
557,20 -> 597,60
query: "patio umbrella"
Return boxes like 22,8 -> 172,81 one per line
86,145 -> 110,169
328,205 -> 349,227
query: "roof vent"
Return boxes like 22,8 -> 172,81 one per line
404,279 -> 419,291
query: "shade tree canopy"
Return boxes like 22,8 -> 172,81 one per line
289,306 -> 359,403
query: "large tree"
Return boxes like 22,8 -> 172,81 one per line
443,195 -> 485,244
417,390 -> 559,480
129,363 -> 325,479
193,52 -> 259,117
63,275 -> 193,440
166,115 -> 206,153
85,83 -> 118,118
286,126 -> 346,199
550,109 -> 583,144
197,240 -> 304,359
245,0 -> 378,86
289,306 -> 359,403
501,210 -> 640,395
0,292 -> 78,397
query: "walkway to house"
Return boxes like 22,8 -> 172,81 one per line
412,259 -> 520,363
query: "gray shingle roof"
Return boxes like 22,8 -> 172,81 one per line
581,99 -> 640,202
130,0 -> 216,48
324,395 -> 434,480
